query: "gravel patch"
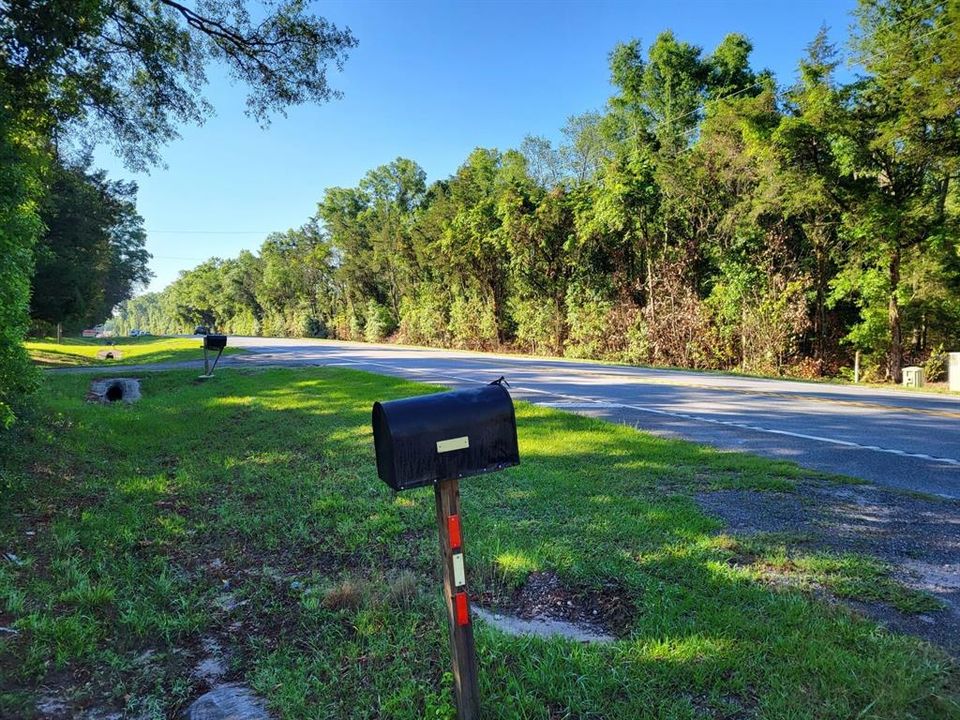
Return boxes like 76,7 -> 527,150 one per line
696,481 -> 960,655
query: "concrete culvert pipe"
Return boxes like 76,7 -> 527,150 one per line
87,378 -> 141,404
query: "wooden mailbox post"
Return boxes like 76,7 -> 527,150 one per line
371,381 -> 519,719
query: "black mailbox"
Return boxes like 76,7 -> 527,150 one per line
372,383 -> 519,491
203,334 -> 227,351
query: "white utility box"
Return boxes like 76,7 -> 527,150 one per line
949,352 -> 960,392
902,366 -> 925,388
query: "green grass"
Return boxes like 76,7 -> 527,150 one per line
0,367 -> 956,718
24,336 -> 244,367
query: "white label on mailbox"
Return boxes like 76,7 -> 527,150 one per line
437,436 -> 469,453
452,552 -> 466,587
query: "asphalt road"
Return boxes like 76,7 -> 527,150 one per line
217,337 -> 960,499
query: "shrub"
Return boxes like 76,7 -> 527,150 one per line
923,344 -> 947,382
0,103 -> 45,427
399,289 -> 448,346
564,285 -> 614,359
511,297 -> 563,355
449,291 -> 498,349
364,300 -> 396,343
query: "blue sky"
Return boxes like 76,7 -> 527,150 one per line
96,0 -> 857,293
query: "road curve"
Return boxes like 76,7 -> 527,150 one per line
221,337 -> 960,499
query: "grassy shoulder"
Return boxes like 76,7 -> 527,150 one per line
0,368 -> 955,718
24,336 -> 244,367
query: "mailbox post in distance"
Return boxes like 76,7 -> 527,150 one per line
371,380 -> 519,720
200,334 -> 227,378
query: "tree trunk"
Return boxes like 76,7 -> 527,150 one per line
887,247 -> 903,382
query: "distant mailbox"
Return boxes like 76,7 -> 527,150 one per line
199,334 -> 228,379
372,382 -> 519,491
203,334 -> 227,351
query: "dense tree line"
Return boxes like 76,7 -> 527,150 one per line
30,157 -> 153,334
120,1 -> 960,383
0,0 -> 357,425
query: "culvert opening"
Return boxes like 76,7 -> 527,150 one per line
87,378 -> 141,404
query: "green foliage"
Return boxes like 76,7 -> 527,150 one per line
30,157 -> 152,331
924,344 -> 948,382
0,91 -> 44,427
398,286 -> 449,346
1,0 -> 357,169
363,299 -> 395,343
448,290 -> 498,349
563,284 -> 615,359
2,0 -> 360,425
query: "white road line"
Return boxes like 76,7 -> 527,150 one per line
343,359 -> 960,468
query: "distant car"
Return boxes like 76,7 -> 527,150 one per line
194,326 -> 209,335
129,329 -> 141,337
141,330 -> 151,336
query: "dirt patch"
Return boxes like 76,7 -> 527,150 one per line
696,481 -> 960,656
681,690 -> 757,720
478,571 -> 632,639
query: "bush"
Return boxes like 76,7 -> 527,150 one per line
399,288 -> 448,346
923,344 -> 948,382
302,315 -> 328,339
511,297 -> 563,355
449,291 -> 498,349
364,300 -> 396,343
564,285 -> 614,359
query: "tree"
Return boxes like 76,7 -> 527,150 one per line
767,28 -> 848,366
833,0 -> 960,379
95,5 -> 960,384
358,158 -> 427,321
30,157 -> 152,331
0,91 -> 44,427
1,0 -> 359,168
560,112 -> 609,184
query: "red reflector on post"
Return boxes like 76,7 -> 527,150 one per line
447,514 -> 462,549
455,591 -> 470,626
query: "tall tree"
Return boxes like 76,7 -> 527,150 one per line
0,91 -> 44,427
30,158 -> 151,331
833,0 -> 960,378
